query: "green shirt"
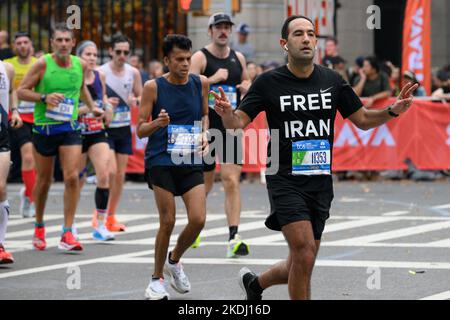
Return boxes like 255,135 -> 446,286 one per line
34,54 -> 83,125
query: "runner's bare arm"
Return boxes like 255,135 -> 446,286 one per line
79,60 -> 99,114
200,75 -> 209,131
137,80 -> 169,138
200,75 -> 210,154
17,57 -> 46,102
6,63 -> 23,128
348,82 -> 418,130
132,67 -> 143,105
99,70 -> 113,124
236,51 -> 251,96
190,51 -> 206,76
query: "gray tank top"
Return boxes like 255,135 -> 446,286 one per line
0,61 -> 10,126
99,62 -> 135,128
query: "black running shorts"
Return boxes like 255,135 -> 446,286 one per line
32,131 -> 82,157
265,174 -> 333,240
0,122 -> 10,153
9,121 -> 33,149
145,166 -> 204,196
81,131 -> 108,153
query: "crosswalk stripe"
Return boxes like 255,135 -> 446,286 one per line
419,290 -> 450,300
246,217 -> 404,244
6,215 -> 227,252
326,220 -> 450,245
431,204 -> 450,210
103,257 -> 450,270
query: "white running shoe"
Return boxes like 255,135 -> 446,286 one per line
92,224 -> 115,241
164,256 -> 191,294
28,202 -> 36,218
20,187 -> 33,218
145,278 -> 170,300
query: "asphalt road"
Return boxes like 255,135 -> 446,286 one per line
1,178 -> 450,300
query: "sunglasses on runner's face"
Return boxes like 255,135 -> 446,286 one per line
115,50 -> 130,56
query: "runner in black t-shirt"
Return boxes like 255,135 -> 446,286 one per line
210,15 -> 418,300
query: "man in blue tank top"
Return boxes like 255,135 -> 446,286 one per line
137,34 -> 209,300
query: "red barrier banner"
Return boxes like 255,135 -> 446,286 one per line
333,99 -> 450,171
127,98 -> 450,173
402,0 -> 431,95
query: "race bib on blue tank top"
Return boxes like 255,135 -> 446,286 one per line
292,139 -> 331,175
45,98 -> 74,121
209,85 -> 237,110
167,124 -> 201,155
109,105 -> 131,128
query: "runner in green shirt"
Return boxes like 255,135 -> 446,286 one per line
18,23 -> 103,252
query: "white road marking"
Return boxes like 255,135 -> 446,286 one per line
431,204 -> 450,210
326,220 -> 450,245
338,197 -> 364,203
246,217 -> 404,244
5,214 -> 146,239
104,257 -> 450,270
419,290 -> 450,300
5,215 -> 226,252
382,211 -> 410,216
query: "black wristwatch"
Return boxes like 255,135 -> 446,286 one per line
40,94 -> 47,103
387,106 -> 399,117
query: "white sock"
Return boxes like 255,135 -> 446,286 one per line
0,200 -> 10,244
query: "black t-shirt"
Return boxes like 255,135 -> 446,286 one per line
238,64 -> 363,189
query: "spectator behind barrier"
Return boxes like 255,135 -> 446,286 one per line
352,56 -> 392,108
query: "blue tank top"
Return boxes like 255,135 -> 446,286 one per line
145,74 -> 203,168
87,70 -> 103,101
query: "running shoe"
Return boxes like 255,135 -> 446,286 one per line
145,278 -> 170,300
0,245 -> 14,264
58,230 -> 83,251
20,187 -> 33,218
238,267 -> 262,300
92,224 -> 115,241
226,234 -> 250,258
164,256 -> 191,293
61,224 -> 79,241
32,226 -> 46,251
28,202 -> 36,219
105,215 -> 126,232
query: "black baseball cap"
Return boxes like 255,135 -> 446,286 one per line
208,13 -> 234,27
14,31 -> 31,40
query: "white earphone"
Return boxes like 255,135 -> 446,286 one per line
284,44 -> 288,51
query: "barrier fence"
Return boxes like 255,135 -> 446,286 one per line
127,98 -> 450,173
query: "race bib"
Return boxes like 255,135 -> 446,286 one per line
167,125 -> 201,155
209,85 -> 237,110
80,112 -> 103,134
292,139 -> 331,175
18,101 -> 35,114
45,98 -> 74,122
109,105 -> 131,128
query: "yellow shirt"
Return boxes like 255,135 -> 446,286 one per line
4,56 -> 37,89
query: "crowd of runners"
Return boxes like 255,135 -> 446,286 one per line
0,14 -> 418,300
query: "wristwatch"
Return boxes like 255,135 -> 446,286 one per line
40,94 -> 47,103
387,106 -> 399,117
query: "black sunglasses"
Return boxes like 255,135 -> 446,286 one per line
114,49 -> 130,56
